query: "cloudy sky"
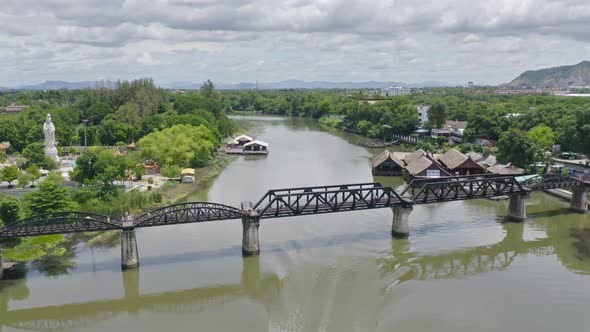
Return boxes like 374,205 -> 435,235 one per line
1,0 -> 590,86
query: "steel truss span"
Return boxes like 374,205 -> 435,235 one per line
407,176 -> 527,204
400,173 -> 508,196
133,202 -> 246,228
0,175 -> 587,239
0,211 -> 121,238
254,182 -> 413,218
518,174 -> 590,190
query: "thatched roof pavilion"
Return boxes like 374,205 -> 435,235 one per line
372,150 -> 405,176
437,149 -> 485,175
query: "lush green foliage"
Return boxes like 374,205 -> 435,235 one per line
319,116 -> 344,128
0,79 -> 233,156
24,174 -> 73,215
0,194 -> 21,226
22,142 -> 57,169
497,129 -> 537,168
222,89 -> 590,154
26,164 -> 42,185
18,172 -> 34,188
1,165 -> 19,187
428,102 -> 448,128
71,186 -> 162,218
70,148 -> 133,196
138,124 -> 218,174
3,84 -> 589,169
3,234 -> 70,264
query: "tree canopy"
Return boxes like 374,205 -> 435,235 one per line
497,128 -> 537,168
0,78 -> 234,159
1,165 -> 20,188
138,124 -> 218,176
428,102 -> 448,128
24,175 -> 73,215
0,194 -> 21,226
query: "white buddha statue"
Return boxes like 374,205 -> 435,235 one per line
43,113 -> 59,162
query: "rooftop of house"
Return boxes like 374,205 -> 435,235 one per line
435,120 -> 468,130
437,149 -> 469,170
552,157 -> 590,168
2,103 -> 28,112
235,134 -> 253,141
244,140 -> 269,147
404,156 -> 435,175
403,149 -> 427,165
478,155 -> 498,167
466,151 -> 484,162
372,150 -> 404,168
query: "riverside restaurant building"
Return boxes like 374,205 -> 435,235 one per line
225,134 -> 269,155
372,150 -> 405,176
243,140 -> 269,155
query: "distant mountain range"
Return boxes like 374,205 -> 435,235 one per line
6,79 -> 453,91
14,80 -> 117,90
7,63 -> 590,91
166,80 -> 453,90
507,61 -> 590,89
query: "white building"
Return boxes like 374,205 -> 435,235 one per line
381,86 -> 411,97
552,153 -> 590,181
431,121 -> 468,143
416,105 -> 430,126
1,103 -> 27,113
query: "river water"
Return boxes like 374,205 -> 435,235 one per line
1,115 -> 590,331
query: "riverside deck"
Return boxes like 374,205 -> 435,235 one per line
225,146 -> 245,154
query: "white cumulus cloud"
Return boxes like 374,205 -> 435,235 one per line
0,0 -> 589,86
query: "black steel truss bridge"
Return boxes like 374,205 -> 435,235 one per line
0,174 -> 588,239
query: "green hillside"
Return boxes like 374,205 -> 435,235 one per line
508,61 -> 590,88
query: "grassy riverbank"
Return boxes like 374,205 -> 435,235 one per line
161,152 -> 236,203
160,115 -> 260,203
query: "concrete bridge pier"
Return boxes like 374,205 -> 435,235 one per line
241,202 -> 261,256
570,187 -> 588,213
391,206 -> 413,238
507,193 -> 529,221
121,229 -> 139,270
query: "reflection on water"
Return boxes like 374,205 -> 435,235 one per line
2,216 -> 590,331
1,115 -> 590,332
572,229 -> 590,259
